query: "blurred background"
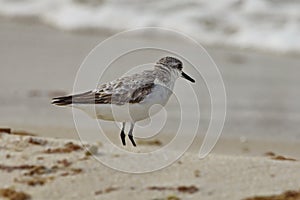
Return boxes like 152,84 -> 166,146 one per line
1,0 -> 300,53
0,0 -> 299,156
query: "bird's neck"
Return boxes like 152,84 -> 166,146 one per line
154,64 -> 176,89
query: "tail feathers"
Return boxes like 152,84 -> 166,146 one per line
51,91 -> 94,106
52,95 -> 73,106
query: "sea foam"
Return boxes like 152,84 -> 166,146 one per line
0,0 -> 300,54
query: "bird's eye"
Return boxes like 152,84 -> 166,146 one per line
177,64 -> 182,70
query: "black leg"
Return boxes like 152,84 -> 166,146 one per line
120,122 -> 126,146
128,123 -> 136,147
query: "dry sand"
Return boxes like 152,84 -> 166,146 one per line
0,132 -> 300,200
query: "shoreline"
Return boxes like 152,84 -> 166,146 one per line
1,16 -> 300,58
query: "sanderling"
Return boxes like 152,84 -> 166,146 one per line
52,56 -> 195,146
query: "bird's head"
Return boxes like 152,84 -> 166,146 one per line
156,56 -> 195,83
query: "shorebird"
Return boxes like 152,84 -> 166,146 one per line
52,56 -> 195,146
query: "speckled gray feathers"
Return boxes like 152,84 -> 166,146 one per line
52,56 -> 183,106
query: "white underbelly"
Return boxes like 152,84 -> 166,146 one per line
72,102 -> 160,122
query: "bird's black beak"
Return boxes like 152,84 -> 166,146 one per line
181,71 -> 195,83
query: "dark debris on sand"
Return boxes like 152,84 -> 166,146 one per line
0,188 -> 31,200
264,152 -> 297,161
95,187 -> 119,195
147,185 -> 199,194
243,189 -> 300,200
43,142 -> 82,154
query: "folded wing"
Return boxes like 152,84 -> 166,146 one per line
52,71 -> 155,106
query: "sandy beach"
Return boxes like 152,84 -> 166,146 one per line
0,132 -> 300,200
1,17 -> 300,200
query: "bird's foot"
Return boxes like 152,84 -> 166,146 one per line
128,135 -> 136,147
120,130 -> 126,146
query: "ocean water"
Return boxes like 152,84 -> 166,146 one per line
0,0 -> 300,54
